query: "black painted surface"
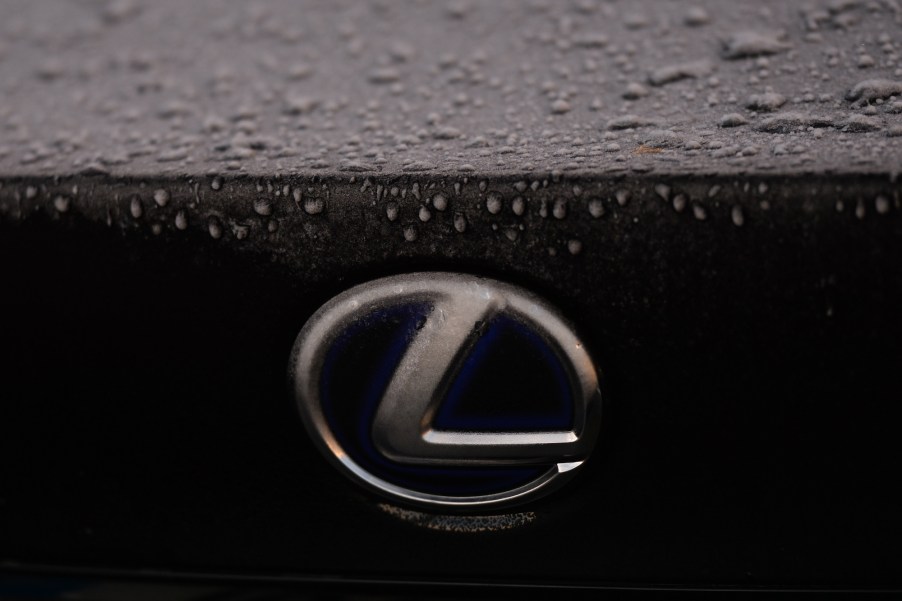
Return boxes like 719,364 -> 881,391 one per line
1,179 -> 901,588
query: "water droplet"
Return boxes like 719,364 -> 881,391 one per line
35,59 -> 65,81
208,217 -> 223,239
683,6 -> 711,26
453,212 -> 467,233
839,114 -> 881,133
719,113 -> 748,128
624,12 -> 649,29
756,112 -> 833,133
284,95 -> 320,115
419,206 -> 432,222
368,67 -> 402,85
731,205 -> 745,227
567,240 -> 583,255
654,183 -> 671,201
403,225 -> 418,241
211,176 -> 223,191
746,92 -> 787,112
175,210 -> 188,230
304,197 -> 324,215
432,193 -> 448,211
550,99 -> 571,114
53,195 -> 70,213
607,114 -> 656,130
672,194 -> 687,213
80,164 -> 110,177
233,224 -> 250,240
486,192 -> 503,214
386,201 -> 399,221
287,62 -> 313,80
623,82 -> 649,99
254,197 -> 273,216
573,32 -> 608,47
588,198 -> 604,218
553,199 -> 568,219
511,196 -> 525,216
875,195 -> 890,215
721,31 -> 792,60
615,189 -> 631,206
433,126 -> 462,141
403,161 -> 437,172
692,204 -> 708,221
129,196 -> 143,219
539,200 -> 549,219
846,79 -> 902,104
157,148 -> 188,163
153,189 -> 170,207
648,60 -> 714,86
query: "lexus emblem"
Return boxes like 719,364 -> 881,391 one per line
289,273 -> 602,509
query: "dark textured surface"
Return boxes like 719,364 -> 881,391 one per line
0,0 -> 901,178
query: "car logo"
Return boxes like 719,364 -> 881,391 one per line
289,273 -> 602,509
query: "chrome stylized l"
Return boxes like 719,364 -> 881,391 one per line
371,281 -> 597,466
290,272 -> 602,508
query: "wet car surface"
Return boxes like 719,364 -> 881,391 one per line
1,0 -> 901,596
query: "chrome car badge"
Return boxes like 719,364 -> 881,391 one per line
289,273 -> 602,509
